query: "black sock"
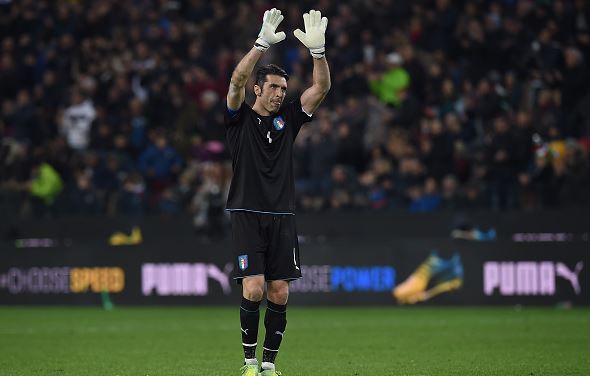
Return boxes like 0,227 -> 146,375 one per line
240,297 -> 261,360
262,300 -> 287,364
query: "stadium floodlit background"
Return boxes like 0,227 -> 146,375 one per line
1,0 -> 589,375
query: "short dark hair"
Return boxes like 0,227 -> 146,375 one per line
255,64 -> 289,89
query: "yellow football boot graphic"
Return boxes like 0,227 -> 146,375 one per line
393,252 -> 463,304
109,226 -> 143,246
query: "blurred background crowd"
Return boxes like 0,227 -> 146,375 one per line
1,0 -> 590,228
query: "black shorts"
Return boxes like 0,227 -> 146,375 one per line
230,211 -> 302,283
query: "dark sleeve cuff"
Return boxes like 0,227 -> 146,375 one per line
226,106 -> 240,118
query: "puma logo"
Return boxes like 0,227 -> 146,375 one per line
556,262 -> 584,295
241,327 -> 248,335
275,331 -> 284,337
257,118 -> 261,125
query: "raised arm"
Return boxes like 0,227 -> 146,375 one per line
300,56 -> 331,115
294,10 -> 331,115
227,48 -> 263,110
226,8 -> 286,111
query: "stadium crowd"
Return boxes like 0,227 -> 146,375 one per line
1,0 -> 590,224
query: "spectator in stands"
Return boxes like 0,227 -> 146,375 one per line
440,174 -> 461,209
560,47 -> 590,137
486,116 -> 518,209
328,165 -> 360,210
190,161 -> 228,237
560,143 -> 590,207
408,177 -> 442,212
12,89 -> 40,145
25,159 -> 64,217
118,172 -> 146,216
422,118 -> 455,181
369,52 -> 410,108
303,117 -> 337,209
59,90 -> 96,151
395,156 -> 426,198
335,121 -> 365,173
68,169 -> 100,215
137,130 -> 183,194
528,149 -> 563,208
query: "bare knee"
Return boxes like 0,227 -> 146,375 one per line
267,280 -> 289,305
242,276 -> 265,301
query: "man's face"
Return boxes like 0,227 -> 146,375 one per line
255,74 -> 287,114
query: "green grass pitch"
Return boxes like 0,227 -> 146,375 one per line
0,306 -> 589,375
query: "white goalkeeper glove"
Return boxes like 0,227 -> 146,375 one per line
293,9 -> 328,59
255,8 -> 286,52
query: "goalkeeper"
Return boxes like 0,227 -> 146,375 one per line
224,7 -> 331,376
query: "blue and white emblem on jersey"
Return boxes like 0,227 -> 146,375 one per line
273,116 -> 286,131
238,255 -> 248,271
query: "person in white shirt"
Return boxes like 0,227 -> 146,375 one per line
60,90 -> 96,151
